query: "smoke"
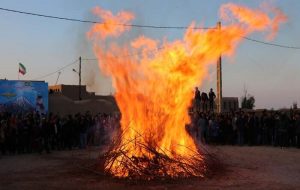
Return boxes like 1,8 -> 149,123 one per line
72,10 -> 113,95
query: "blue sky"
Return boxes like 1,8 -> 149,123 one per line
0,0 -> 299,109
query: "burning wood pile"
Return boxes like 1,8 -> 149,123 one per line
101,130 -> 208,180
87,3 -> 286,180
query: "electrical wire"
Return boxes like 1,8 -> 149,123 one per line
33,59 -> 78,80
1,7 -> 299,50
242,37 -> 300,49
33,46 -> 164,81
0,7 -> 213,30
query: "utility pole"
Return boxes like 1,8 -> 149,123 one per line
216,21 -> 222,113
79,56 -> 82,100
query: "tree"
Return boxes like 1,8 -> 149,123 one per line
293,102 -> 297,109
241,87 -> 255,109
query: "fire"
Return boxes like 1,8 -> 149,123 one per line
87,6 -> 134,40
88,3 -> 286,178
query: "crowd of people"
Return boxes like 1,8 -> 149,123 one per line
0,111 -> 120,155
194,87 -> 216,112
189,109 -> 300,148
191,88 -> 300,148
1,88 -> 300,156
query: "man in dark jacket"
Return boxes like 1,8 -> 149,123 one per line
39,117 -> 51,154
236,112 -> 246,145
278,113 -> 289,148
295,113 -> 300,148
209,88 -> 216,112
194,87 -> 201,111
201,92 -> 209,112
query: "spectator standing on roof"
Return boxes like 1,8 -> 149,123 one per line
209,88 -> 216,112
194,87 -> 201,112
201,92 -> 209,112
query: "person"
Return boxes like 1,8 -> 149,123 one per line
201,92 -> 209,112
211,115 -> 220,144
261,110 -> 269,145
236,112 -> 245,145
0,120 -> 7,155
62,115 -> 74,150
273,112 -> 280,146
197,113 -> 207,144
39,116 -> 51,154
295,113 -> 300,148
79,112 -> 91,149
278,113 -> 289,148
209,88 -> 216,112
232,112 -> 238,145
194,87 -> 201,111
246,112 -> 256,146
36,95 -> 46,115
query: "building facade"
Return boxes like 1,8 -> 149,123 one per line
48,84 -> 118,115
222,97 -> 239,112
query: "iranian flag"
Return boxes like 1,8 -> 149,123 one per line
19,63 -> 26,75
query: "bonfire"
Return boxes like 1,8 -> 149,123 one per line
87,3 -> 286,180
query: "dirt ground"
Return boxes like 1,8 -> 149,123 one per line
0,146 -> 299,190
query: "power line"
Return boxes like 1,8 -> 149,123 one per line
82,58 -> 97,61
0,7 -> 213,30
33,59 -> 78,80
33,47 -> 164,81
1,7 -> 299,50
243,37 -> 300,49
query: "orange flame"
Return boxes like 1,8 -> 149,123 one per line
87,6 -> 135,40
88,4 -> 286,177
220,3 -> 287,40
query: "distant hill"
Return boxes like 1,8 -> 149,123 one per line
3,96 -> 34,113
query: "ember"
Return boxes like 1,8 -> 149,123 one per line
87,3 -> 286,179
